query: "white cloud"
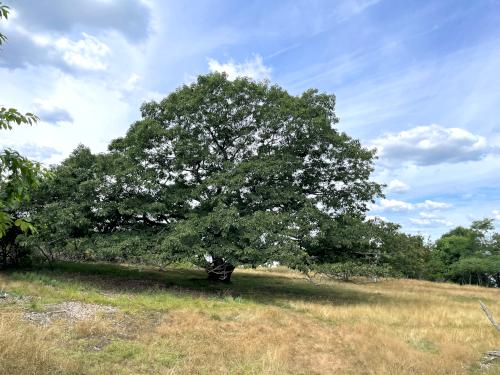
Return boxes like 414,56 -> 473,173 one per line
417,200 -> 452,210
370,199 -> 413,212
419,212 -> 437,219
411,211 -> 453,227
493,210 -> 500,221
386,179 -> 409,193
372,124 -> 491,165
31,33 -> 51,47
370,198 -> 452,212
208,55 -> 271,81
25,32 -> 111,71
55,33 -> 110,71
123,73 -> 141,91
410,217 -> 453,227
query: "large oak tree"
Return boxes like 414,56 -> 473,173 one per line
107,74 -> 382,281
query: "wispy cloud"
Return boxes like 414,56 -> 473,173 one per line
370,198 -> 452,212
208,55 -> 271,81
335,0 -> 382,22
410,217 -> 453,227
386,179 -> 410,193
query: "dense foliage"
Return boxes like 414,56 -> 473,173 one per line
2,3 -> 497,285
22,74 -> 387,281
427,219 -> 500,287
7,72 -> 498,286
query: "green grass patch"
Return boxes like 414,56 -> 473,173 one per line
408,337 -> 440,354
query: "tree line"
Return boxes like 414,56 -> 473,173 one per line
0,3 -> 498,286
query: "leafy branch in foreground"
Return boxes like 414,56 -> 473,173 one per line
0,107 -> 39,130
0,2 -> 9,45
0,2 -> 47,268
0,3 -> 39,131
0,149 -> 46,236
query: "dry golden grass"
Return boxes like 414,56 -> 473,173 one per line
0,263 -> 499,374
0,313 -> 84,374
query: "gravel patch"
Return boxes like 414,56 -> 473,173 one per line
0,291 -> 31,304
23,301 -> 118,325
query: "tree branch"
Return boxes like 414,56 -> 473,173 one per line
480,300 -> 500,332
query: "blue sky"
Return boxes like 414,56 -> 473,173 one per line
1,0 -> 499,238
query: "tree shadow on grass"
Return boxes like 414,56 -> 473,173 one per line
4,261 -> 393,307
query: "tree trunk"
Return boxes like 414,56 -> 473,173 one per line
1,246 -> 6,269
206,257 -> 235,283
479,301 -> 500,367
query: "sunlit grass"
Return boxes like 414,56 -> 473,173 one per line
1,262 -> 499,374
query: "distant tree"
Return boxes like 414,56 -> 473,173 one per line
431,219 -> 500,287
24,146 -> 177,266
314,217 -> 430,281
449,256 -> 500,286
368,219 -> 430,279
107,74 -> 382,281
21,146 -> 98,260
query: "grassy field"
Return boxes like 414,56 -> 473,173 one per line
0,262 -> 499,375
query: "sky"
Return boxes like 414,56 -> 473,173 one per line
1,0 -> 499,239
